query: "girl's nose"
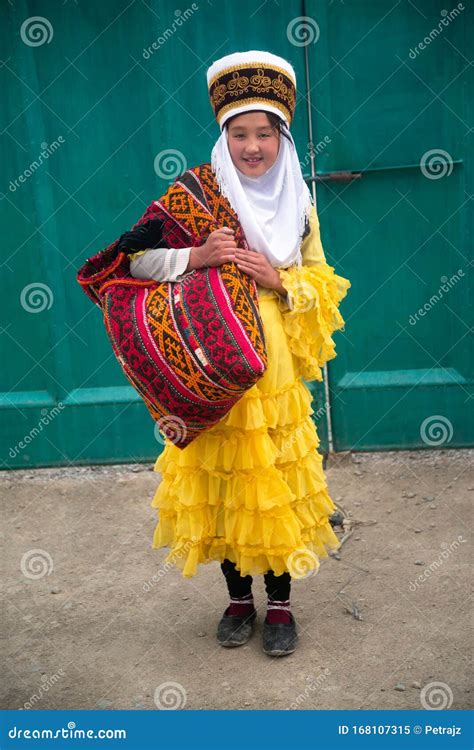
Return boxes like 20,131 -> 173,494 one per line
246,143 -> 260,153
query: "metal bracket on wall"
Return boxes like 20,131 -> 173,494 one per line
308,159 -> 462,184
311,171 -> 363,183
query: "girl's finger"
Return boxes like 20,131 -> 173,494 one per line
238,250 -> 265,262
237,259 -> 261,269
236,264 -> 258,277
236,252 -> 257,261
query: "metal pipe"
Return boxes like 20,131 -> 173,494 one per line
303,37 -> 335,454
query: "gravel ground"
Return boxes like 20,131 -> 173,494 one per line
1,449 -> 472,710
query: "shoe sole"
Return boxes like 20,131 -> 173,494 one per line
263,647 -> 296,656
217,612 -> 256,648
218,639 -> 249,648
217,625 -> 255,648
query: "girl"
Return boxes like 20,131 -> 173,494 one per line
122,51 -> 350,656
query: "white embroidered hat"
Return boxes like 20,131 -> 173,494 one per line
207,50 -> 297,130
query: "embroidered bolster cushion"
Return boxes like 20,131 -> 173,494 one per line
77,244 -> 268,449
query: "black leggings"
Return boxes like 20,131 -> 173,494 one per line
221,558 -> 291,601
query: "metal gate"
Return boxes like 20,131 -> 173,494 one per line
1,0 -> 472,468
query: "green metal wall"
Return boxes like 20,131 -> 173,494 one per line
1,0 -> 472,468
308,0 -> 473,450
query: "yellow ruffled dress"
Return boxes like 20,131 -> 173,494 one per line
151,205 -> 351,579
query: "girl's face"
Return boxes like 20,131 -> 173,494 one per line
226,111 -> 280,178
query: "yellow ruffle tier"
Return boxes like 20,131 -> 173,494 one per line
277,263 -> 351,382
150,259 -> 350,579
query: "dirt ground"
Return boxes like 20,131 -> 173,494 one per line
1,449 -> 472,711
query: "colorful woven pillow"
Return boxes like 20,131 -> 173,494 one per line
77,166 -> 268,448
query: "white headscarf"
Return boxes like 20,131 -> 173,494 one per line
210,118 -> 313,268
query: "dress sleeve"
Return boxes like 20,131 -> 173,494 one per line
274,204 -> 351,382
128,247 -> 193,282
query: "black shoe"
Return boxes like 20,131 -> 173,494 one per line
262,612 -> 298,656
216,607 -> 257,648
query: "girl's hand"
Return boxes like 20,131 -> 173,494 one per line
188,227 -> 237,270
235,247 -> 287,294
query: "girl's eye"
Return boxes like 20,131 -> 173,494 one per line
234,134 -> 270,139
